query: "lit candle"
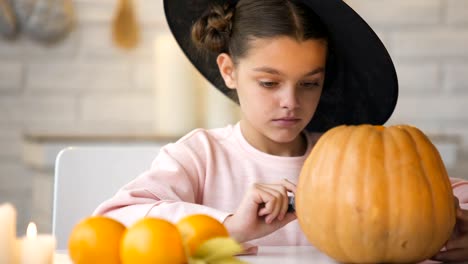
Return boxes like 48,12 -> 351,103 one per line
19,222 -> 56,264
0,203 -> 17,264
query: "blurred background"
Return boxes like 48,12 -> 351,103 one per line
0,0 -> 467,234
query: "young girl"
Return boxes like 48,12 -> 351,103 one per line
95,0 -> 468,261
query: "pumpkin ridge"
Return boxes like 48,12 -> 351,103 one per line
403,127 -> 437,259
359,125 -> 375,261
389,126 -> 436,262
328,125 -> 354,260
384,127 -> 402,262
361,126 -> 371,261
336,125 -> 369,261
381,127 -> 391,262
392,127 -> 423,261
306,125 -> 354,261
296,125 -> 338,257
368,126 -> 389,262
404,127 -> 455,259
309,126 -> 331,249
381,128 -> 399,261
408,128 -> 453,208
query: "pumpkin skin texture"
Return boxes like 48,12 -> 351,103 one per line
296,125 -> 456,263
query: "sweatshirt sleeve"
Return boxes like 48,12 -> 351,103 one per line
451,177 -> 468,210
93,143 -> 232,226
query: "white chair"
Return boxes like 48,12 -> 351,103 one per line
52,145 -> 163,250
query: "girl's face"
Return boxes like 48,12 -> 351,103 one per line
217,36 -> 327,154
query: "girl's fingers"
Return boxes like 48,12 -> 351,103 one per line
454,196 -> 460,209
251,181 -> 297,224
456,208 -> 468,233
432,248 -> 468,262
245,184 -> 276,219
457,207 -> 468,222
258,197 -> 275,217
446,234 -> 468,250
256,185 -> 285,223
262,181 -> 295,214
281,178 -> 297,193
252,188 -> 275,217
257,184 -> 289,222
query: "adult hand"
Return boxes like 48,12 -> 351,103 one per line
223,178 -> 297,243
432,196 -> 468,262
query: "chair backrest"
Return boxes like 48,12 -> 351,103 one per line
52,145 -> 164,250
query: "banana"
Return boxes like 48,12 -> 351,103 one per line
189,237 -> 247,264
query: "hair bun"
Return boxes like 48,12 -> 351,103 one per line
191,3 -> 234,53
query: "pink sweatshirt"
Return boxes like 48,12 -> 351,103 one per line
94,123 -> 468,247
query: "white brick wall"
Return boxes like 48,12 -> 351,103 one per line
347,0 -> 468,148
0,162 -> 31,191
346,0 -> 442,27
21,95 -> 77,123
391,95 -> 468,121
0,162 -> 32,235
80,93 -> 154,123
0,96 -> 22,124
74,0 -> 118,23
0,1 -> 169,233
393,62 -> 440,94
30,171 -> 54,233
445,63 -> 468,93
1,0 -> 468,233
0,63 -> 22,92
75,0 -> 165,25
26,62 -> 132,92
391,28 -> 468,58
446,0 -> 468,25
78,22 -> 163,60
0,125 -> 22,159
0,34 -> 78,60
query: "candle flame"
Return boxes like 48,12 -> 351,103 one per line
26,222 -> 37,238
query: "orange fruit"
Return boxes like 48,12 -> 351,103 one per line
120,217 -> 187,264
68,216 -> 126,264
176,214 -> 229,256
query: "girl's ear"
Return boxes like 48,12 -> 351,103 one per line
216,53 -> 236,89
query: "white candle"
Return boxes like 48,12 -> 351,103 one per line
19,222 -> 56,264
0,203 -> 17,264
153,33 -> 200,137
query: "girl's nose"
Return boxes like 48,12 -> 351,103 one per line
279,86 -> 300,110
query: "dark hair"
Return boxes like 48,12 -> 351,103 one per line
191,0 -> 329,61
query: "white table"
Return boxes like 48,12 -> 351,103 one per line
54,246 -> 442,264
54,247 -> 336,264
239,246 -> 337,263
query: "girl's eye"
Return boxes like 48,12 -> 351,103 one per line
259,81 -> 278,88
300,82 -> 320,89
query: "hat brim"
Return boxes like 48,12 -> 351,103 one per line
164,0 -> 398,132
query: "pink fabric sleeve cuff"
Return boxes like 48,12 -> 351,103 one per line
96,201 -> 232,228
146,201 -> 233,224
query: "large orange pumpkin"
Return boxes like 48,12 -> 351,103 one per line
296,125 -> 456,263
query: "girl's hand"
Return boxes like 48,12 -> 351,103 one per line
223,179 -> 297,243
432,196 -> 468,262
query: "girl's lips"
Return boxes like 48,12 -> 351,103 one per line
273,117 -> 300,121
272,118 -> 301,127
